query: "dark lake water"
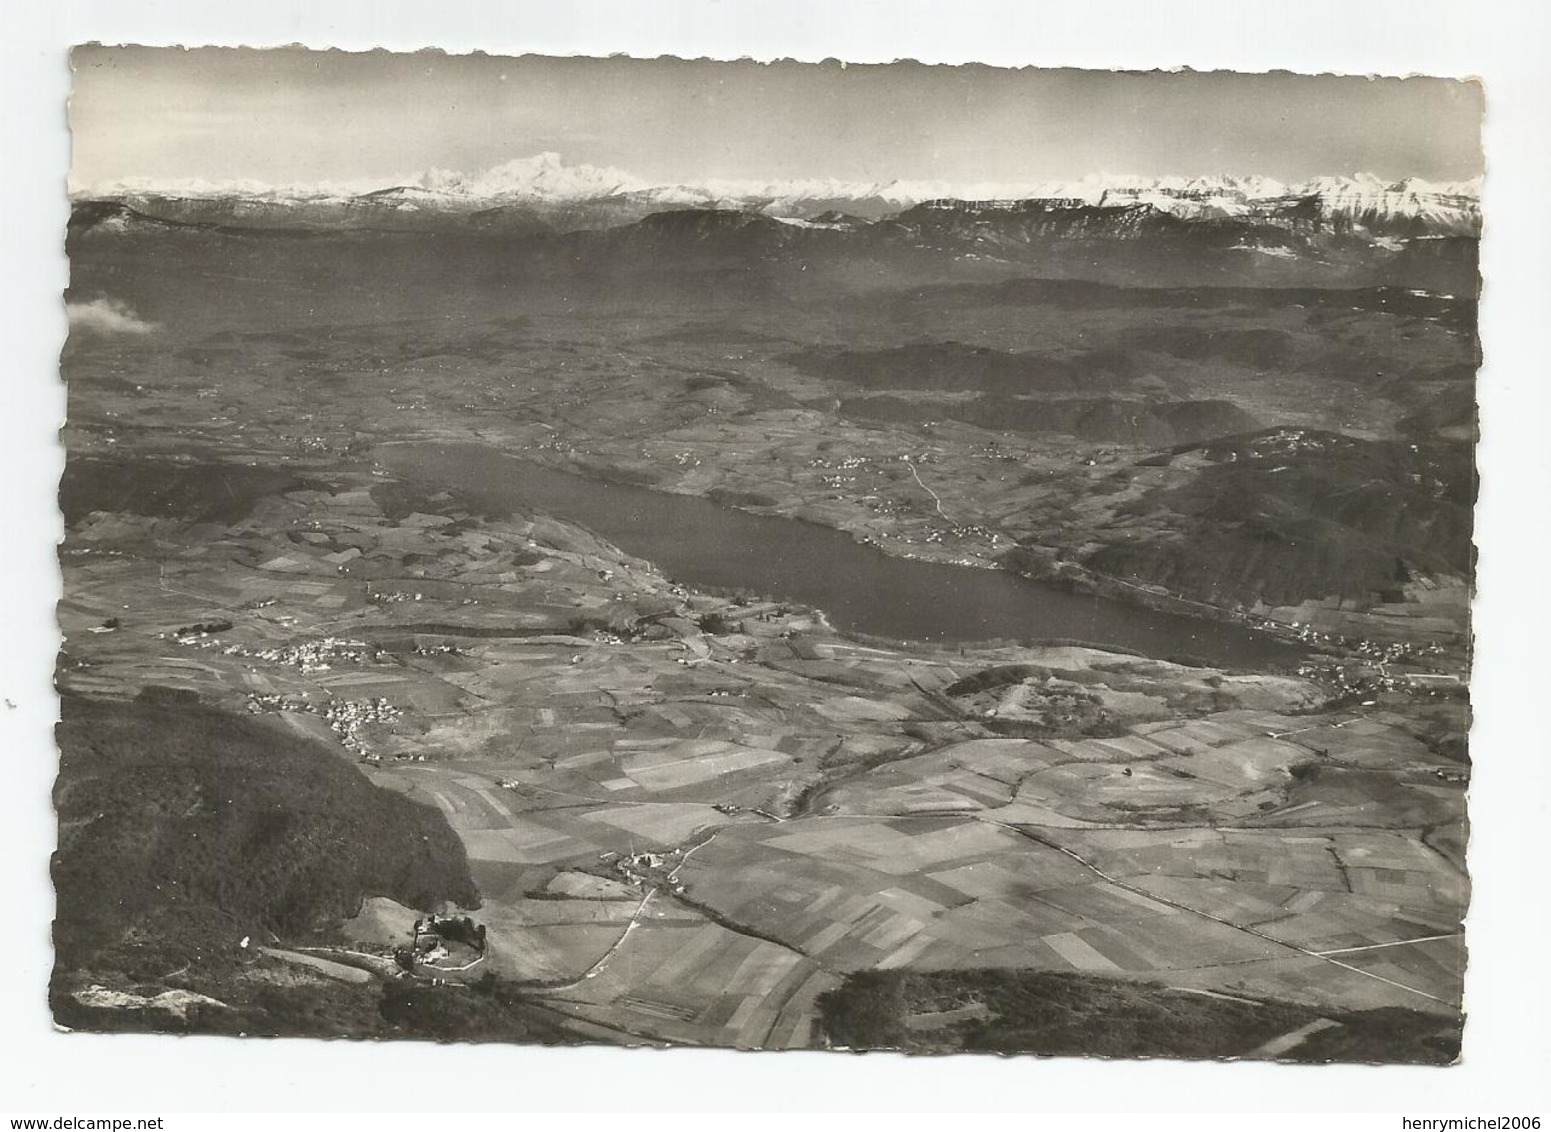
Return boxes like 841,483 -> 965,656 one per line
379,442 -> 1296,669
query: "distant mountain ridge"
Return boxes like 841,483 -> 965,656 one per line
77,152 -> 1482,238
69,199 -> 1482,297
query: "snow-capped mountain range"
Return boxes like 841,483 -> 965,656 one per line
78,152 -> 1482,236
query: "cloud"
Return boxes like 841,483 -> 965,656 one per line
67,298 -> 157,336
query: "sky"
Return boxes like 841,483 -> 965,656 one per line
69,47 -> 1485,191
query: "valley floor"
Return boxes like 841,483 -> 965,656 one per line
53,261 -> 1472,1058
55,447 -> 1468,1055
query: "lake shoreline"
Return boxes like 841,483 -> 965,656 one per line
376,439 -> 1302,670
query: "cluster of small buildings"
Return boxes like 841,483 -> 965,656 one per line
245,690 -> 315,715
1261,615 -> 1452,671
600,849 -> 687,894
1295,650 -> 1462,703
170,629 -> 379,675
254,636 -> 378,674
1233,428 -> 1339,461
394,913 -> 489,973
804,454 -> 881,473
412,642 -> 465,657
949,523 -> 998,542
1275,621 -> 1343,647
369,590 -> 424,604
323,696 -> 402,756
970,442 -> 1023,464
242,691 -> 406,758
1351,636 -> 1447,664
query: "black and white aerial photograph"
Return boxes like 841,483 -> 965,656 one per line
53,44 -> 1488,1065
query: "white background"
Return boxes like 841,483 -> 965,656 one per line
2,0 -> 1547,1116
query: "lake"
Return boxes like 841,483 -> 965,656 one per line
379,441 -> 1296,669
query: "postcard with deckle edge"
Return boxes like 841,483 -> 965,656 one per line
57,46 -> 1478,1061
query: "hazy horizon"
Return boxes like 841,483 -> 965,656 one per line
70,47 -> 1485,193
